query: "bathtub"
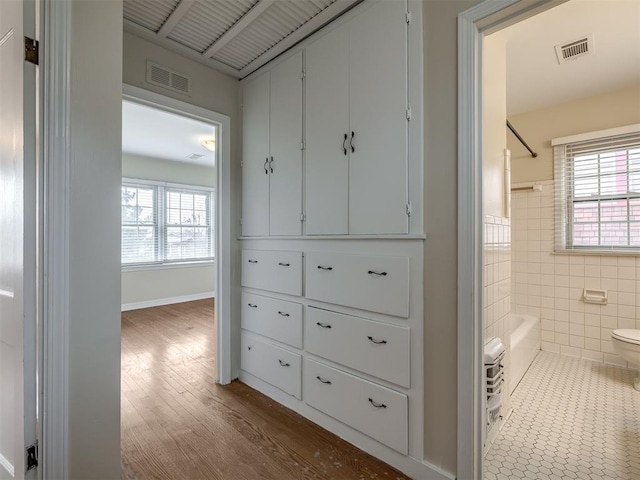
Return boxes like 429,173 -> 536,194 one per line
509,314 -> 540,394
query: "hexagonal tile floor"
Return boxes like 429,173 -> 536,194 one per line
484,351 -> 640,480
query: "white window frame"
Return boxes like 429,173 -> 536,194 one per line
121,177 -> 216,270
553,123 -> 640,254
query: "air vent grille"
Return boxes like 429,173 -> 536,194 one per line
555,34 -> 594,64
146,61 -> 191,95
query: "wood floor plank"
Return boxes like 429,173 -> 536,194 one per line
121,299 -> 411,480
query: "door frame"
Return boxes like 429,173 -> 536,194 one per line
122,84 -> 233,385
456,0 -> 566,478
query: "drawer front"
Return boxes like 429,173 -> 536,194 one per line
242,250 -> 302,296
241,332 -> 302,399
306,307 -> 410,388
242,292 -> 303,348
304,359 -> 408,454
305,252 -> 409,317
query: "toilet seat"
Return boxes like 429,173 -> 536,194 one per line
612,329 -> 640,346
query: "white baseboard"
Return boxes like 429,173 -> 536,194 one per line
121,291 -> 215,312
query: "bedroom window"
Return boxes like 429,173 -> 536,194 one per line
554,125 -> 640,252
121,179 -> 215,266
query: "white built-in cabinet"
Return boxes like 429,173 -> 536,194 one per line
242,51 -> 303,236
306,1 -> 409,235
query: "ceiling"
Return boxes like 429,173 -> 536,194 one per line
502,0 -> 640,115
122,100 -> 216,167
123,0 -> 361,78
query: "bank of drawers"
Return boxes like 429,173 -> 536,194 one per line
240,248 -> 411,453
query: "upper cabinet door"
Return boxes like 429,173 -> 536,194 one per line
242,71 -> 271,236
269,52 -> 303,236
305,24 -> 350,235
348,1 -> 408,234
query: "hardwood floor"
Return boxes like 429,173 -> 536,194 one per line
121,300 -> 410,480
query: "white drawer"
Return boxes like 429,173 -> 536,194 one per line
242,249 -> 302,296
304,359 -> 408,454
306,307 -> 410,388
305,252 -> 409,318
242,292 -> 303,348
241,332 -> 302,399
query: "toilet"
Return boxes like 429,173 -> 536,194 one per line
611,329 -> 640,391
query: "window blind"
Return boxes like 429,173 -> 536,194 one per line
554,129 -> 640,252
122,180 -> 215,265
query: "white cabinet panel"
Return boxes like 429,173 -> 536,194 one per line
305,24 -> 350,235
305,251 -> 409,318
305,358 -> 408,454
242,71 -> 270,236
241,249 -> 303,296
269,52 -> 303,236
242,292 -> 303,348
306,307 -> 410,387
348,1 -> 408,234
241,332 -> 302,399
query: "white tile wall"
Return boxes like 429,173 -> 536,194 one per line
483,215 -> 512,426
511,180 -> 640,367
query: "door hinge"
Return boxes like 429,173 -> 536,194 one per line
406,107 -> 412,121
26,441 -> 38,472
301,70 -> 306,79
24,37 -> 39,65
240,218 -> 243,225
300,141 -> 306,151
406,202 -> 412,217
406,11 -> 412,24
300,213 -> 306,222
240,161 -> 244,168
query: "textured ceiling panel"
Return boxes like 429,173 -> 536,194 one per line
168,0 -> 258,54
124,0 -> 181,33
212,0 -> 337,70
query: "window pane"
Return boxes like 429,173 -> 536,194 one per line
572,222 -> 599,246
600,199 -> 628,223
600,222 -> 628,246
122,226 -> 156,263
573,202 -> 598,224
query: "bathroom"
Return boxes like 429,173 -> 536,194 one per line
482,1 -> 640,478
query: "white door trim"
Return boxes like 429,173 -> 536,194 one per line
122,84 -> 233,385
457,1 -> 565,478
42,0 -> 72,477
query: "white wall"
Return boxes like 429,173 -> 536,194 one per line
121,153 -> 216,308
68,1 -> 122,477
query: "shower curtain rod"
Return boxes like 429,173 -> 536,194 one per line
507,120 -> 538,158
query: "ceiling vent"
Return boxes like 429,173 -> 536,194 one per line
146,61 -> 191,95
555,34 -> 594,64
186,153 -> 205,161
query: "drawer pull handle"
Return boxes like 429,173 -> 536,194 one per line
316,376 -> 332,385
316,322 -> 332,329
278,311 -> 290,317
247,303 -> 258,308
368,270 -> 387,276
248,259 -> 258,264
278,262 -> 290,267
368,398 -> 387,409
317,265 -> 333,271
367,336 -> 387,345
278,360 -> 290,367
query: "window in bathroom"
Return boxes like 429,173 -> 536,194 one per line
554,125 -> 640,252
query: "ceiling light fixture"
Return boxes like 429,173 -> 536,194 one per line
201,139 -> 216,151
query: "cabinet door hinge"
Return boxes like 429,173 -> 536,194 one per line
406,107 -> 412,121
300,212 -> 306,222
406,202 -> 412,217
406,11 -> 412,24
301,70 -> 306,79
26,441 -> 38,472
24,37 -> 39,65
300,141 -> 306,151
